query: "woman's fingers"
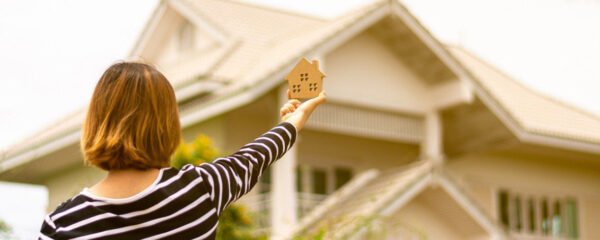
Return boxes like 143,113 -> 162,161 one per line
286,100 -> 299,110
286,104 -> 295,113
280,102 -> 297,117
290,99 -> 301,108
280,106 -> 289,117
280,91 -> 325,122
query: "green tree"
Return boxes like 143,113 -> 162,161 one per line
0,220 -> 13,239
171,135 -> 266,240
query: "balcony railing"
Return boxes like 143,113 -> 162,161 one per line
239,191 -> 329,231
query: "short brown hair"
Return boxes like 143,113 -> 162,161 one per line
81,62 -> 180,170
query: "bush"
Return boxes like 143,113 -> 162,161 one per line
0,220 -> 13,239
171,135 -> 265,240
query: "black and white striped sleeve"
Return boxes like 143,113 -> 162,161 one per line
196,122 -> 297,215
39,214 -> 57,239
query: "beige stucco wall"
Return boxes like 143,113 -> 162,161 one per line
44,165 -> 105,211
447,152 -> 600,239
181,115 -> 227,150
324,31 -> 430,114
298,129 -> 419,172
387,200 -> 467,240
383,188 -> 488,240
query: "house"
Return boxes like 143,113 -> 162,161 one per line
1,0 -> 599,239
285,58 -> 325,99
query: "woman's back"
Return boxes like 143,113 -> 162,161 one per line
42,166 -> 219,239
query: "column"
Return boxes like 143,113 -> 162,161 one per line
421,110 -> 444,164
270,85 -> 299,239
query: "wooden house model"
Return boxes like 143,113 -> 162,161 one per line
286,58 -> 325,99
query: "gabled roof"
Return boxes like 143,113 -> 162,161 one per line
447,46 -> 600,151
2,0 -> 599,175
288,161 -> 508,239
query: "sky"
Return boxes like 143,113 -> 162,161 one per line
0,181 -> 47,239
0,0 -> 599,237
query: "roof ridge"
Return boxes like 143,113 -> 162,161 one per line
178,0 -> 231,39
447,44 -> 600,122
207,0 -> 329,21
331,0 -> 386,19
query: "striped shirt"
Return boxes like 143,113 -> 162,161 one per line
39,122 -> 297,240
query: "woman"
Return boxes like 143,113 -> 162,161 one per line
39,62 -> 326,239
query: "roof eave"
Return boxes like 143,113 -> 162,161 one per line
456,51 -> 600,154
389,0 -> 600,154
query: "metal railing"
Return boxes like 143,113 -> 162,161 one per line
239,191 -> 329,230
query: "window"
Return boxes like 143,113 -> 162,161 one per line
296,164 -> 354,217
334,168 -> 353,190
178,20 -> 194,51
296,167 -> 303,193
553,201 -> 562,237
513,196 -> 523,231
259,168 -> 271,194
527,198 -> 536,233
312,168 -> 327,195
542,199 -> 550,235
565,199 -> 579,238
497,190 -> 578,239
499,190 -> 509,228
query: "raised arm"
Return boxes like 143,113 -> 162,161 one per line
196,91 -> 326,215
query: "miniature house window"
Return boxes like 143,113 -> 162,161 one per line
497,190 -> 578,239
178,20 -> 195,52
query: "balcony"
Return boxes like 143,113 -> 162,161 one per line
239,191 -> 329,232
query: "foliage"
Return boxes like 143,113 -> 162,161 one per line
292,228 -> 326,240
216,204 -> 267,240
0,220 -> 9,233
171,135 -> 219,169
171,135 -> 266,240
292,215 -> 416,240
0,220 -> 13,239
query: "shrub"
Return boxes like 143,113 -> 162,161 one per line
171,135 -> 265,240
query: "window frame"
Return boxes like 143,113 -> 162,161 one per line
494,189 -> 581,239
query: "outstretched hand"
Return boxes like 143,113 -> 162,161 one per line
280,90 -> 326,131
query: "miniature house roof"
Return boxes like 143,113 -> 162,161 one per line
285,58 -> 325,81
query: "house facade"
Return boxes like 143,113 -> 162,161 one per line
1,0 -> 599,239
